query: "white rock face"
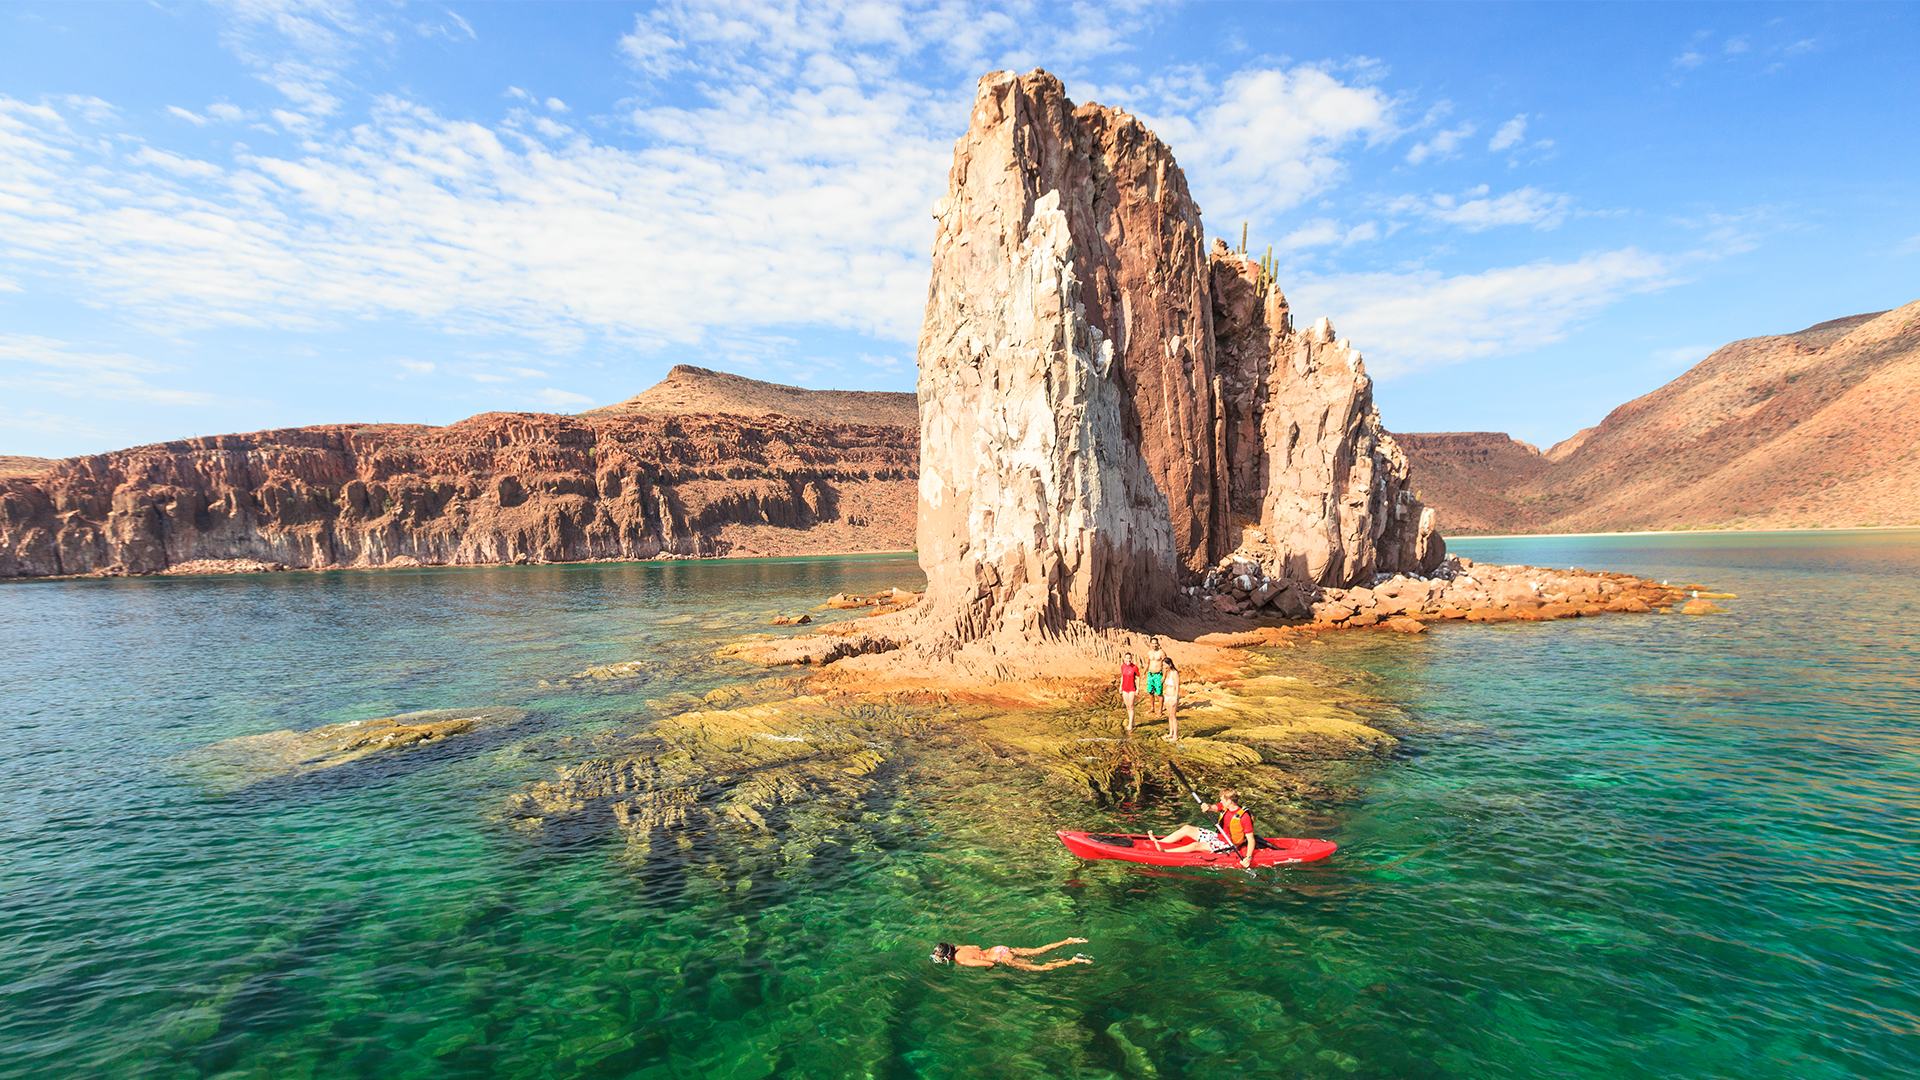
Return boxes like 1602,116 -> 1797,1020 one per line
918,188 -> 1177,639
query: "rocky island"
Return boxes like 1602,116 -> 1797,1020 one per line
145,69 -> 1716,844
493,70 -> 1713,847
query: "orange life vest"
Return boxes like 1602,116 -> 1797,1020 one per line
1217,806 -> 1253,847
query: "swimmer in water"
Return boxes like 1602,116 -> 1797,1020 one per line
930,937 -> 1091,971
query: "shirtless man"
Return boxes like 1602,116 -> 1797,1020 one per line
930,937 -> 1091,971
1144,638 -> 1167,718
1119,652 -> 1141,735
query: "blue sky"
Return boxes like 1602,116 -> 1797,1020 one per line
2,1 -> 1916,458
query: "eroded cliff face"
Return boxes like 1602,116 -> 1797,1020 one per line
917,70 -> 1212,638
912,68 -> 1443,643
0,412 -> 916,577
1209,244 -> 1444,585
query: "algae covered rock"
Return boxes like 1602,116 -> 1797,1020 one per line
501,696 -> 929,861
184,707 -> 528,790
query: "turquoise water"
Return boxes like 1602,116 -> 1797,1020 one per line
2,534 -> 1916,1078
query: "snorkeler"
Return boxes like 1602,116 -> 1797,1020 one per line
930,937 -> 1092,971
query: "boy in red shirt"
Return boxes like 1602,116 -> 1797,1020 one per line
1119,651 -> 1141,735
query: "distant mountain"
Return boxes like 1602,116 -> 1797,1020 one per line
587,364 -> 918,427
1391,433 -> 1551,535
0,456 -> 54,478
1398,300 -> 1920,534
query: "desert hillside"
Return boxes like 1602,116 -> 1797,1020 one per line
0,369 -> 919,578
1390,433 -> 1551,535
0,456 -> 54,479
588,364 -> 918,427
1400,301 -> 1920,534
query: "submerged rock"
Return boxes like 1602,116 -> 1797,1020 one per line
184,707 -> 527,790
500,696 -> 929,859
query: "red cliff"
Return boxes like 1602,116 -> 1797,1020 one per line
0,408 -> 917,578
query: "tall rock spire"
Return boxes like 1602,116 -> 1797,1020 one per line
915,70 -> 1222,639
914,69 -> 1442,644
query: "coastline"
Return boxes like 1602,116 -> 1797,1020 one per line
0,547 -> 921,584
1449,524 -> 1920,540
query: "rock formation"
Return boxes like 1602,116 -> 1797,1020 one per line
0,404 -> 916,578
1209,243 -> 1442,586
912,70 -> 1443,643
915,71 -> 1221,640
1397,300 -> 1920,534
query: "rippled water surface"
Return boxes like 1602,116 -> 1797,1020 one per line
2,533 -> 1917,1079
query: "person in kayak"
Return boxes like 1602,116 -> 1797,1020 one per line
1151,788 -> 1255,868
930,938 -> 1092,971
1145,639 -> 1166,717
1119,651 -> 1141,735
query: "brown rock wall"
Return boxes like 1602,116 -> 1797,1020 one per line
1208,244 -> 1444,587
0,411 -> 917,578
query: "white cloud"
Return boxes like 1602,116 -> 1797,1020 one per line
0,1 -> 1624,394
1673,51 -> 1705,69
1725,37 -> 1750,54
0,77 -> 951,347
128,146 -> 225,179
0,334 -> 220,405
169,105 -> 211,126
1652,343 -> 1715,368
534,387 -> 593,409
1488,114 -> 1527,151
1389,185 -> 1572,231
0,406 -> 127,443
1406,123 -> 1475,164
1137,65 -> 1398,225
58,95 -> 117,124
1279,218 -> 1379,250
416,8 -> 475,41
1288,248 -> 1676,377
1281,219 -> 1343,250
208,102 -> 246,122
544,97 -> 568,113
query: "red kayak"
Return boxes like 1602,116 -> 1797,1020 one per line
1057,830 -> 1337,868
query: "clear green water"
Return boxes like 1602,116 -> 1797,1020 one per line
1,534 -> 1915,1079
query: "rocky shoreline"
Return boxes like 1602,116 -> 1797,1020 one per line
1191,553 -> 1730,629
5,546 -> 916,584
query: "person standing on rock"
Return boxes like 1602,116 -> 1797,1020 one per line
1145,639 -> 1167,717
1119,652 -> 1142,735
1161,657 -> 1183,741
